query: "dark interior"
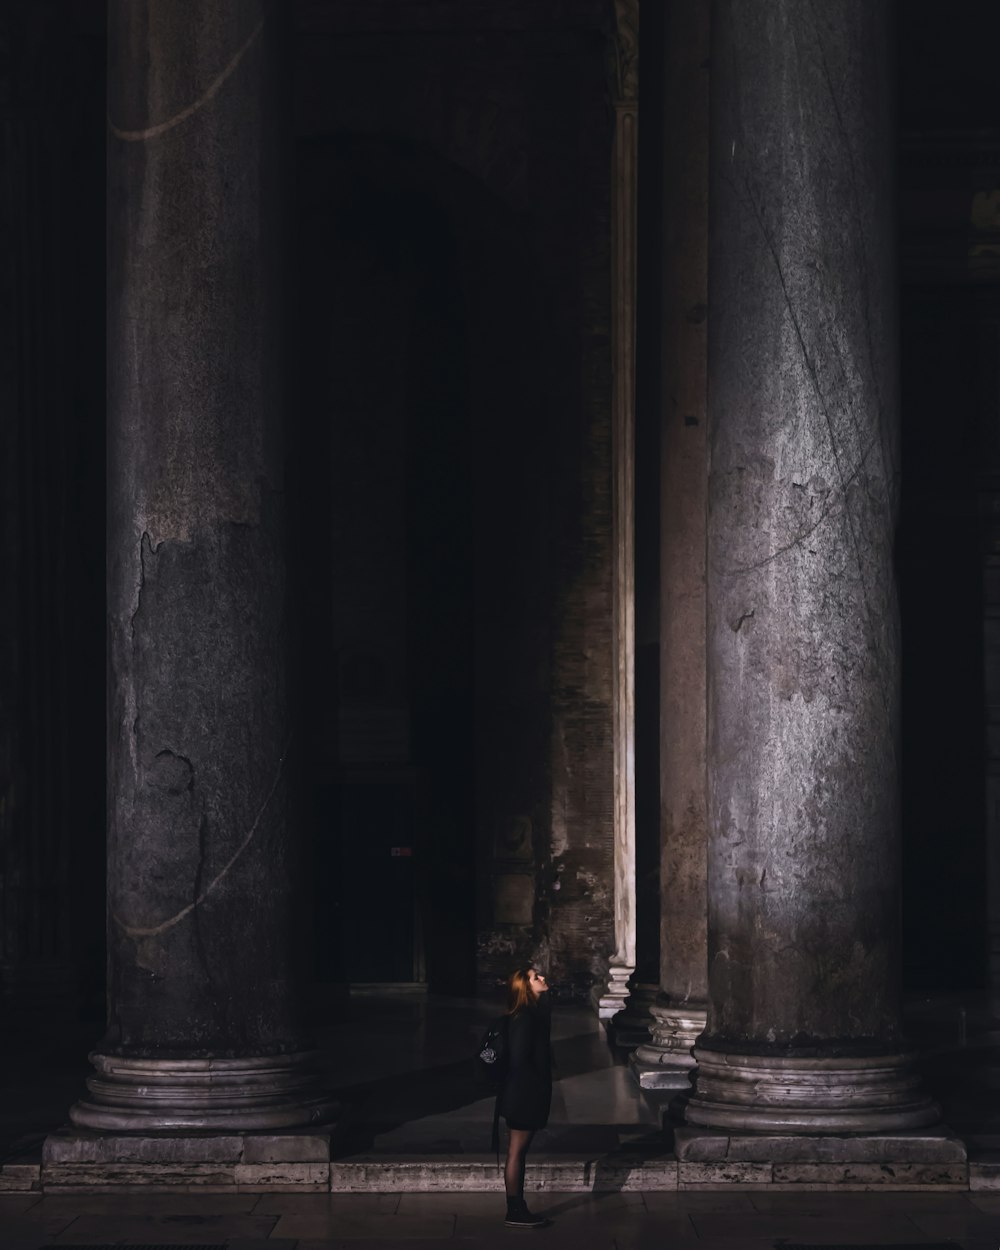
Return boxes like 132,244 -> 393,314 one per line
2,0 -> 1000,1018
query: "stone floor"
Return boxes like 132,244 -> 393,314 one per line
319,991 -> 658,1159
5,1187 -> 1000,1247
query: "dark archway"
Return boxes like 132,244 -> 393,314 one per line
289,135 -> 552,998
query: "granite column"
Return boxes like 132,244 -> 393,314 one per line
685,0 -> 938,1136
70,0 -> 330,1132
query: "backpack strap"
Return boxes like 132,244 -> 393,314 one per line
491,1090 -> 502,1168
490,1014 -> 508,1169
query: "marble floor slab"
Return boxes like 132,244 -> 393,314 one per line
267,1210 -> 456,1240
0,1190 -> 997,1247
254,1193 -> 403,1216
907,1208 -> 1000,1237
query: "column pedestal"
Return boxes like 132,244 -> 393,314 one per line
674,1124 -> 967,1188
685,1048 -> 938,1134
69,1052 -> 335,1133
630,998 -> 706,1089
41,1128 -> 332,1192
596,962 -> 634,1021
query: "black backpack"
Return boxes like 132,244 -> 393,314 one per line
474,1014 -> 509,1090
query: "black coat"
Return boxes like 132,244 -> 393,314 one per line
499,996 -> 552,1129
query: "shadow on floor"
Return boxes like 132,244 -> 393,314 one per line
319,996 -> 642,1156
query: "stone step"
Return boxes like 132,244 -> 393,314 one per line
968,1151 -> 1000,1190
330,1153 -> 678,1192
37,1129 -> 333,1192
5,1148 -> 984,1193
329,1148 -> 973,1193
0,1163 -> 40,1193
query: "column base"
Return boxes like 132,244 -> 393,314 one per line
674,1125 -> 967,1188
595,962 -> 634,1020
630,999 -> 706,1087
629,1054 -> 697,1090
610,981 -> 659,1047
42,1127 -> 331,1191
69,1050 -> 338,1133
685,1046 -> 940,1134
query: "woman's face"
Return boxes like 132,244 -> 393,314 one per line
527,968 -> 549,998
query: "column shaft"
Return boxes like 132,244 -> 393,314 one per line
633,0 -> 710,1083
71,0 -> 329,1131
687,0 -> 936,1132
600,0 -> 640,1019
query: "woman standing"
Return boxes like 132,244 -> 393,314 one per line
499,965 -> 552,1229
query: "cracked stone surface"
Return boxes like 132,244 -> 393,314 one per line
703,0 -> 903,1052
103,0 -> 300,1059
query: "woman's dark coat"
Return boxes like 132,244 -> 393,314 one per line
499,997 -> 552,1129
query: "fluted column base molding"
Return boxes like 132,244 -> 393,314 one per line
595,963 -> 634,1021
629,1000 -> 706,1090
69,1051 -> 338,1133
685,1047 -> 940,1134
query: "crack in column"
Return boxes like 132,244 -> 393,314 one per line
113,734 -> 291,939
807,0 -> 899,508
109,17 -> 264,143
729,169 -> 897,737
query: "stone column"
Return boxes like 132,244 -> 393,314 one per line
631,0 -> 711,1088
69,0 -> 330,1133
599,0 -> 640,1021
685,0 -> 940,1138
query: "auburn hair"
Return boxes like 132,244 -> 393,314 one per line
506,966 -> 536,1016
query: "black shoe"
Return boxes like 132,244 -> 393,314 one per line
505,1199 -> 550,1228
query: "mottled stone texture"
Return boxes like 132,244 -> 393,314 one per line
104,1 -> 298,1056
704,0 -> 901,1051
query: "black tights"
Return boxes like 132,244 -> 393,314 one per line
504,1127 -> 535,1201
